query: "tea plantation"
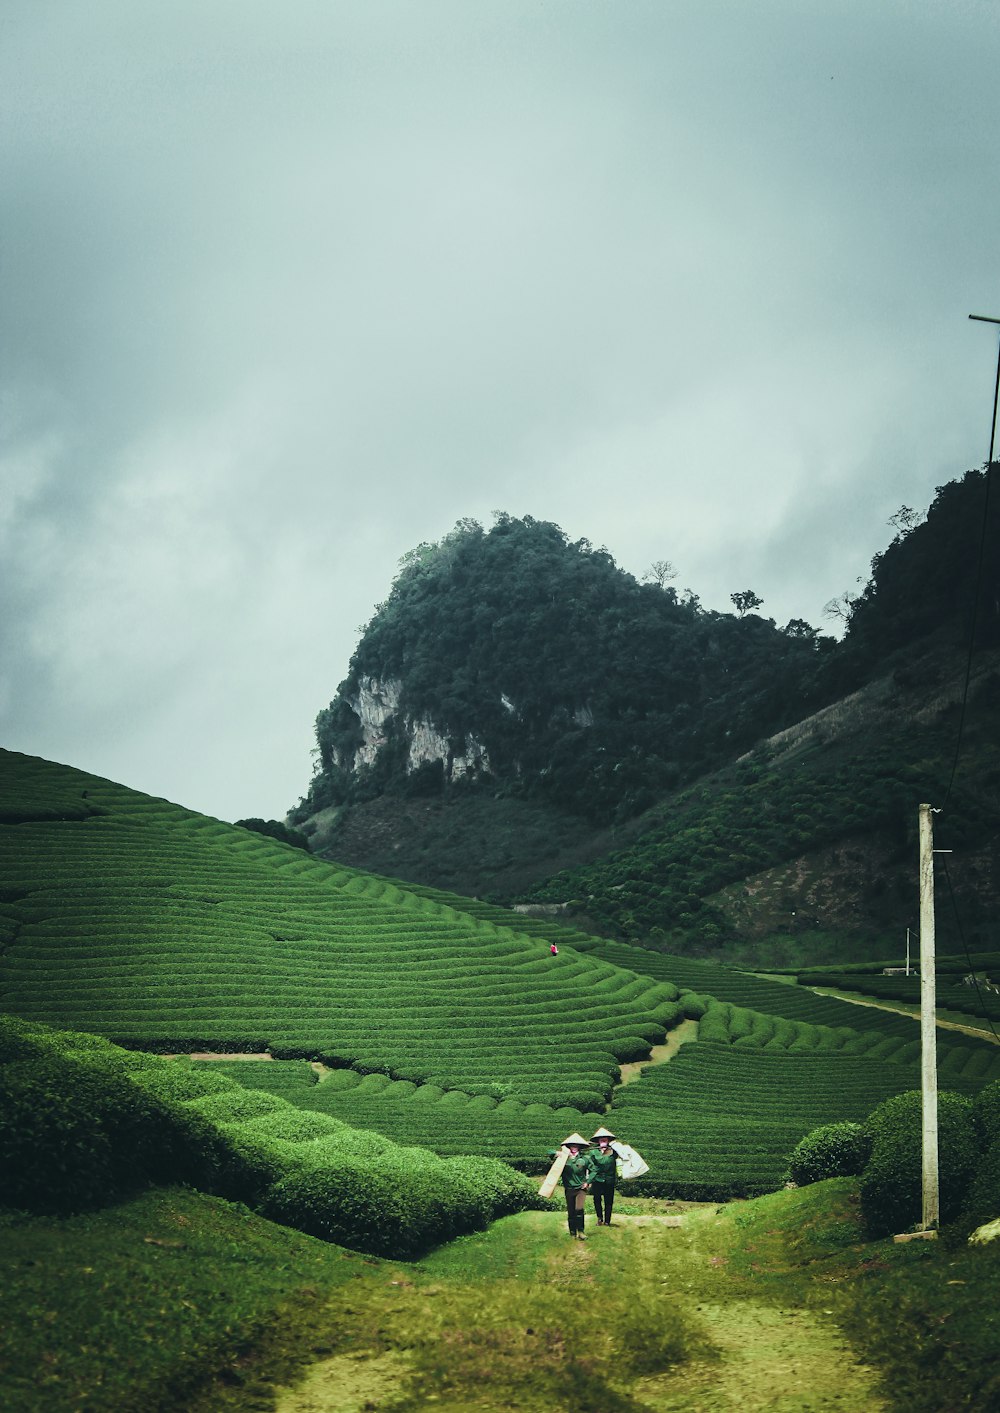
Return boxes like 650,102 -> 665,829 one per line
3,746 -> 1000,1210
0,751 -> 682,1111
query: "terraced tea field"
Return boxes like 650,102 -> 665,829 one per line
4,747 -> 999,1205
0,751 -> 679,1110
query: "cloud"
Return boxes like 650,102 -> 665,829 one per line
2,0 -> 999,818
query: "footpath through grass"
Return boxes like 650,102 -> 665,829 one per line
4,1180 -> 999,1412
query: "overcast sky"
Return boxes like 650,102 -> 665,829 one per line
2,0 -> 999,823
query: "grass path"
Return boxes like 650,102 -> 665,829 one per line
618,1017 -> 700,1086
270,1199 -> 886,1413
6,1181 -> 996,1411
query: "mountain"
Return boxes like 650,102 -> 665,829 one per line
293,468 -> 1000,962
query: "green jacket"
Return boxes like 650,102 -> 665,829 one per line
561,1151 -> 596,1192
590,1147 -> 618,1185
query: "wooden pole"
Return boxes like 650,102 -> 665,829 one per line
539,1146 -> 569,1199
918,803 -> 939,1231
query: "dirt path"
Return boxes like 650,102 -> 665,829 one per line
618,1017 -> 700,1085
803,985 -> 1000,1043
272,1204 -> 885,1413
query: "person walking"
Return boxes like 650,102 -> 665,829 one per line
590,1125 -> 619,1226
558,1132 -> 595,1239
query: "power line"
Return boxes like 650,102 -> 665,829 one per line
940,855 -> 1000,1047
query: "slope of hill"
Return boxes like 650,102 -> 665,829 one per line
0,750 -> 692,1111
4,747 -> 1000,1221
520,634 -> 1000,954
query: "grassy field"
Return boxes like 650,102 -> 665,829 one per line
3,1179 -> 999,1412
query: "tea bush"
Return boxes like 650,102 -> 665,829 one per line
972,1078 -> 1000,1148
0,1019 -> 543,1255
0,1051 -> 238,1213
960,1138 -> 1000,1231
0,748 -> 697,1109
786,1122 -> 870,1185
860,1090 -> 980,1237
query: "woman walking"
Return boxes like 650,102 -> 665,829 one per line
590,1126 -> 619,1226
558,1132 -> 595,1240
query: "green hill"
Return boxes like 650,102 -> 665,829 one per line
293,470 -> 999,962
0,749 -> 683,1111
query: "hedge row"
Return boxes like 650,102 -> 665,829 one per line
0,1016 -> 541,1257
697,1000 -> 1000,1083
202,1032 -> 967,1200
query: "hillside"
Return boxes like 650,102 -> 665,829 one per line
0,749 -> 681,1111
294,469 -> 999,962
520,633 -> 1000,959
4,746 -> 999,1206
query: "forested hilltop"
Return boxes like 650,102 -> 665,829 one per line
293,469 -> 999,962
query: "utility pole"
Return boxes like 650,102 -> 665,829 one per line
968,314 -> 1000,471
918,803 -> 939,1231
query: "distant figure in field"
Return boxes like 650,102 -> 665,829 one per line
549,943 -> 558,955
589,1126 -> 620,1225
558,1133 -> 594,1239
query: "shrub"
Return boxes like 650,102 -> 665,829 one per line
188,1089 -> 287,1123
960,1137 -> 1000,1231
860,1090 -> 979,1238
972,1079 -> 1000,1149
697,1004 -> 730,1044
238,1109 -> 348,1143
0,1053 -> 219,1213
263,1159 -> 405,1254
129,1063 -> 234,1103
611,1036 -> 654,1063
786,1122 -> 870,1185
0,1015 -> 51,1064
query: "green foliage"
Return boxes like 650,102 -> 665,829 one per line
961,1137 -> 1000,1231
786,1122 -> 870,1185
0,1050 -> 233,1214
973,1077 -> 1000,1148
843,468 -> 1000,665
521,708 -> 999,944
234,818 -> 311,852
262,1151 -> 537,1259
302,513 -> 829,826
0,750 -> 687,1109
860,1090 -> 980,1237
0,1018 -> 541,1256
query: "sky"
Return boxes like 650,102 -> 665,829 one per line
2,0 -> 999,824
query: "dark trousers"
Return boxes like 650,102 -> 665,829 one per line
592,1181 -> 615,1224
564,1188 -> 585,1234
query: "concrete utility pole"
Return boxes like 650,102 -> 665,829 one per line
918,803 -> 939,1231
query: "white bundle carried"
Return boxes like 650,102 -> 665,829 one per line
611,1141 -> 649,1179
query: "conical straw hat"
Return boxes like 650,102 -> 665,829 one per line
561,1132 -> 591,1147
591,1126 -> 617,1140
